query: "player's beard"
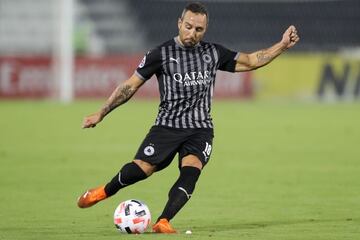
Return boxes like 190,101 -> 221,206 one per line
177,35 -> 199,48
183,38 -> 197,47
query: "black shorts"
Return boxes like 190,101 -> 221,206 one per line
134,126 -> 214,171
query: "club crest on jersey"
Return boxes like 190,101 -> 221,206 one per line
173,70 -> 211,86
202,53 -> 212,63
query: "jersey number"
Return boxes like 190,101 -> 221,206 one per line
202,142 -> 212,161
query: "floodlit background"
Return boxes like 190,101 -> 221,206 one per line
0,1 -> 359,240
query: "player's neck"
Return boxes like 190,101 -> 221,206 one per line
175,36 -> 186,48
176,36 -> 185,47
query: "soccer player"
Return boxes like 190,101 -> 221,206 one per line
77,2 -> 299,233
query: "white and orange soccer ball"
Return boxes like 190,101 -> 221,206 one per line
113,199 -> 151,234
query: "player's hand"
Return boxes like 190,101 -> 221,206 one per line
281,25 -> 300,49
82,112 -> 103,128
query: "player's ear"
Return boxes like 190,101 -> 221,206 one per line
178,18 -> 182,30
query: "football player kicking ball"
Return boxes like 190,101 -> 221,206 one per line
77,1 -> 299,233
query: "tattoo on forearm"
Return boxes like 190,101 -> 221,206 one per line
102,84 -> 135,116
256,51 -> 272,65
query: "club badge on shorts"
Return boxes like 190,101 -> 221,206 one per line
144,145 -> 155,156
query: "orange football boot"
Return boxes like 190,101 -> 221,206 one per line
77,185 -> 107,208
152,218 -> 177,233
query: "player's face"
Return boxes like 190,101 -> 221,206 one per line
178,11 -> 207,47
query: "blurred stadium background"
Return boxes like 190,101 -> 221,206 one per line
0,0 -> 359,102
1,1 -> 360,239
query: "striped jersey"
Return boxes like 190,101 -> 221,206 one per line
135,37 -> 239,129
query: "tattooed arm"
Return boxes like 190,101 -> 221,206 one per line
235,25 -> 299,72
82,74 -> 144,128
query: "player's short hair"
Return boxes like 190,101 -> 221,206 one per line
181,2 -> 209,23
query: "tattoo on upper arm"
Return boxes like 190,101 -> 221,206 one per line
102,84 -> 135,116
256,51 -> 272,64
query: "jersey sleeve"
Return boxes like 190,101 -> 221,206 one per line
215,44 -> 239,72
135,48 -> 162,81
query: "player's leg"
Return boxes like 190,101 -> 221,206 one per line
77,126 -> 180,208
153,128 -> 213,233
156,155 -> 203,221
152,155 -> 202,233
103,159 -> 156,197
77,159 -> 155,208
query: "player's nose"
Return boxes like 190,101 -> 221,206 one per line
188,29 -> 196,38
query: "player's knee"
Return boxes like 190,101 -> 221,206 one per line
181,154 -> 203,170
133,159 -> 156,176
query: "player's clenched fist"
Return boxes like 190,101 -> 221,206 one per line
82,112 -> 103,128
281,25 -> 300,49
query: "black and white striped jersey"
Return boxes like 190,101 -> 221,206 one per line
135,37 -> 239,129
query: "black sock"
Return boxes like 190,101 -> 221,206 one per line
157,166 -> 201,222
104,162 -> 148,197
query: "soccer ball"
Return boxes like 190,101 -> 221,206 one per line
113,199 -> 151,234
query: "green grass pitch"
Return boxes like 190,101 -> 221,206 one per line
0,100 -> 359,240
